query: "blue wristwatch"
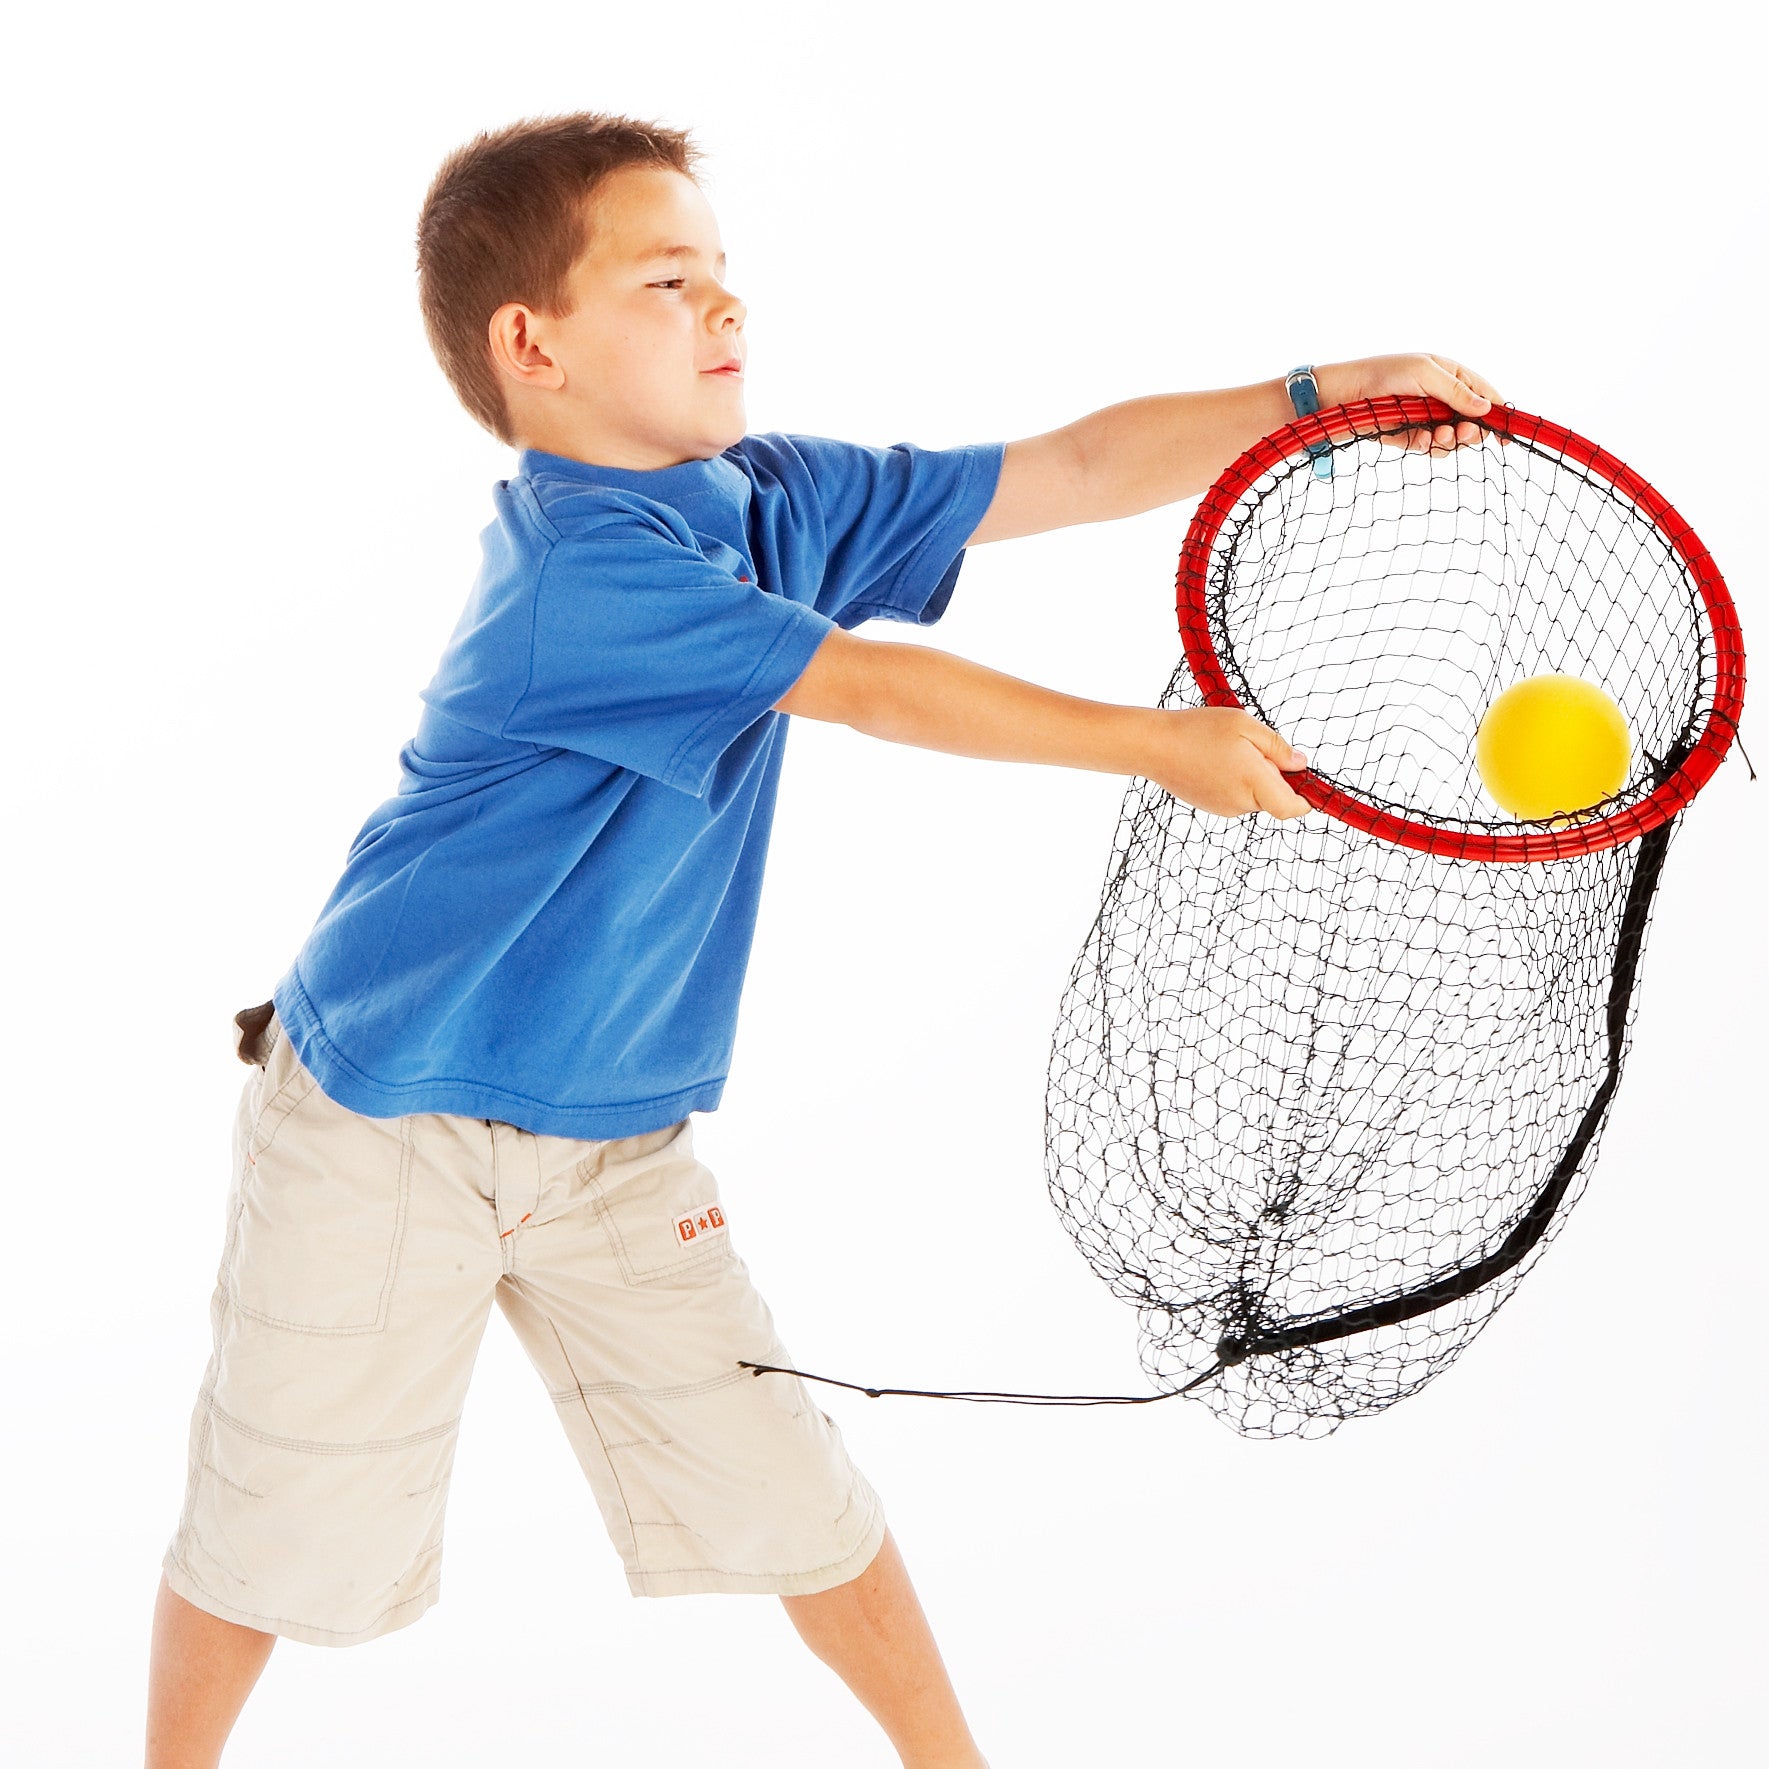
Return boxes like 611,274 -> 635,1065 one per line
1285,363 -> 1335,480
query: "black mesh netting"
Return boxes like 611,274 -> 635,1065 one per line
1043,400 -> 1742,1439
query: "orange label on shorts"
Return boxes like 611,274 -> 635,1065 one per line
675,1203 -> 727,1244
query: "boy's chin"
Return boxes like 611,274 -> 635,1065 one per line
707,415 -> 748,451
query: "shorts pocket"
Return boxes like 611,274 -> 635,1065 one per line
247,1049 -> 316,1162
229,1048 -> 414,1335
590,1119 -> 734,1286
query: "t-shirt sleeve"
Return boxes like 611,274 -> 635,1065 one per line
499,517 -> 836,797
780,434 -> 1006,629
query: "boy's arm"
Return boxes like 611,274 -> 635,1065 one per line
966,353 -> 1503,543
774,630 -> 1309,819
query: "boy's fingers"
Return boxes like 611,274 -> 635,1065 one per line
1425,353 -> 1501,417
1397,417 -> 1488,456
1461,363 -> 1506,406
1243,739 -> 1311,818
1254,772 -> 1311,819
1243,720 -> 1306,771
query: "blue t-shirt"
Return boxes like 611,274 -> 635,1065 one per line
271,431 -> 1006,1138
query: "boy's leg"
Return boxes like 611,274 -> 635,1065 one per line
145,1572 -> 275,1769
153,1007 -> 508,1758
490,1114 -> 987,1763
780,1528 -> 988,1769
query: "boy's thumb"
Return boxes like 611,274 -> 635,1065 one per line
1453,373 -> 1491,412
1247,723 -> 1307,771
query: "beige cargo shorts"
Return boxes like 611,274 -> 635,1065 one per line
160,1001 -> 885,1647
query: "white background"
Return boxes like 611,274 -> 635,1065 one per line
5,2 -> 1763,1764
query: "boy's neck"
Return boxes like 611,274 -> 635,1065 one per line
512,416 -> 723,474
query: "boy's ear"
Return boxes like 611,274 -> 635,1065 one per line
488,303 -> 566,393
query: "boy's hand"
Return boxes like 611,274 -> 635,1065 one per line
1140,707 -> 1311,820
1315,354 -> 1506,455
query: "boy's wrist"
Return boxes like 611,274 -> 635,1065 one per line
1308,361 -> 1350,408
1112,704 -> 1167,778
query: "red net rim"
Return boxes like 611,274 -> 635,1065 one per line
1174,395 -> 1747,863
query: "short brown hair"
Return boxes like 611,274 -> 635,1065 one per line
416,112 -> 705,444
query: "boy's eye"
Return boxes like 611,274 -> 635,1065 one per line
651,279 -> 685,289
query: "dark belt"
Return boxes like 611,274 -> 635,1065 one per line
233,999 -> 276,1067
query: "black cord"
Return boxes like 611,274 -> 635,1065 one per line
737,1358 -> 1225,1406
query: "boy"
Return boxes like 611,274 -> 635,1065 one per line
146,111 -> 1500,1768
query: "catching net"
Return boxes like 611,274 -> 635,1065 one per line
1044,396 -> 1745,1439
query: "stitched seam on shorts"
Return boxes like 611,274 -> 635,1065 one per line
249,1069 -> 318,1159
379,1117 -> 415,1321
171,1258 -> 247,1571
627,1503 -> 885,1583
225,1304 -> 393,1338
165,1551 -> 440,1640
226,1302 -> 395,1338
202,1387 -> 461,1455
542,1367 -> 749,1405
200,1459 -> 266,1500
179,1270 -> 238,1558
537,1309 -> 644,1559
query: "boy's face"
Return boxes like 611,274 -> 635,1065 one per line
500,165 -> 747,469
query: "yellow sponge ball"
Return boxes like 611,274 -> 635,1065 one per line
1475,674 -> 1631,820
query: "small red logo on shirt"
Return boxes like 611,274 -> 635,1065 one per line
675,1203 -> 727,1244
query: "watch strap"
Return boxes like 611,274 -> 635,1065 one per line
1285,363 -> 1334,480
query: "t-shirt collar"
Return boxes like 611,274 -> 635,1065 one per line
516,443 -> 749,511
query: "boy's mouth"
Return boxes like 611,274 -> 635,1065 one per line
703,358 -> 744,377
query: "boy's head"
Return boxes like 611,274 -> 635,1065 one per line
417,112 -> 746,469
